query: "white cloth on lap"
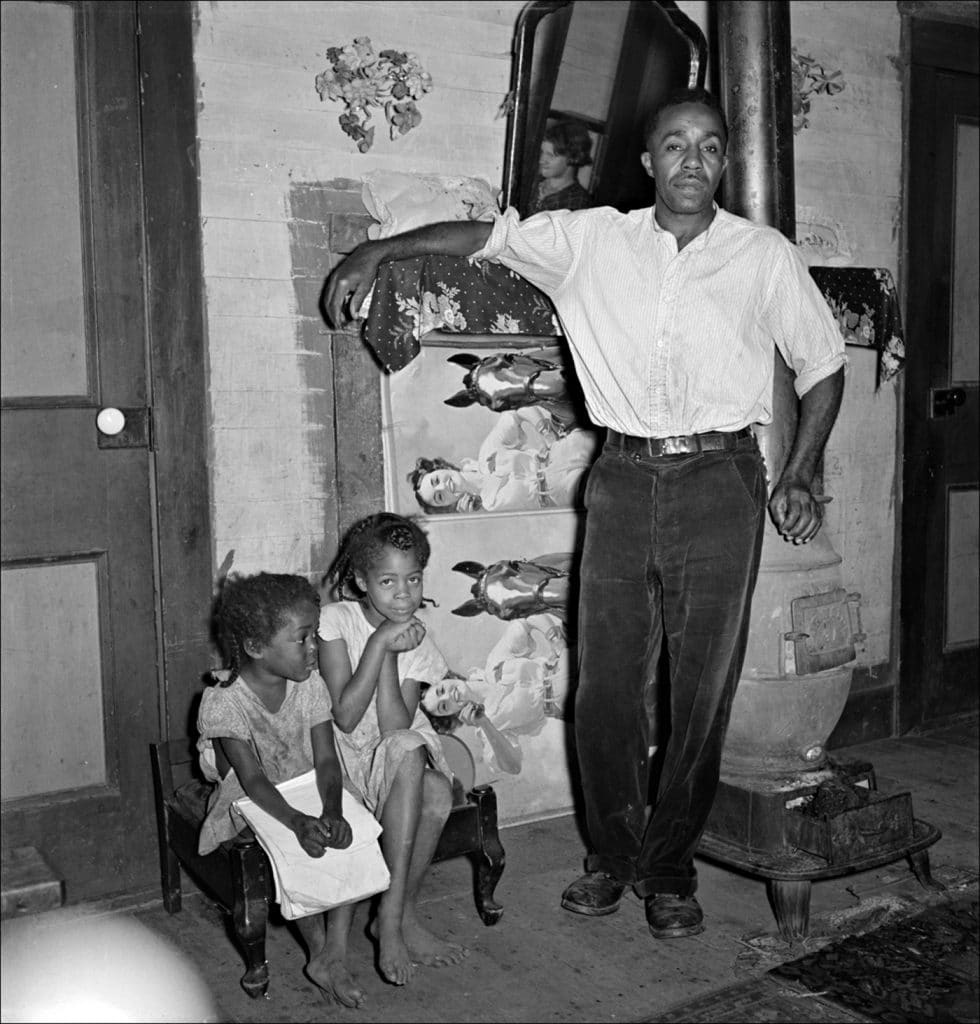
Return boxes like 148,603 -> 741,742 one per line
233,772 -> 390,919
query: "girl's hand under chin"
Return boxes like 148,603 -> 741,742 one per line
377,616 -> 426,653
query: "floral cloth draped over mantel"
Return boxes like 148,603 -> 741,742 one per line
363,257 -> 905,388
808,267 -> 905,388
363,256 -> 559,372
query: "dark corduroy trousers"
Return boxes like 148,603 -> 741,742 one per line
575,433 -> 766,897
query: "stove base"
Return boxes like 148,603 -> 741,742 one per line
698,760 -> 943,942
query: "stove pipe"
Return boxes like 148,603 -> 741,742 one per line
716,0 -> 798,481
713,1 -> 857,776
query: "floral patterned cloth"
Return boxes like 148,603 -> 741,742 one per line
362,257 -> 905,389
809,266 -> 906,387
363,255 -> 559,372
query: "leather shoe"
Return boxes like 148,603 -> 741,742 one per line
645,894 -> 705,938
561,871 -> 626,916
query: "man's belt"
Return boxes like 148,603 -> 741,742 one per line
605,426 -> 754,457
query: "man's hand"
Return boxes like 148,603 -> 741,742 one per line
768,479 -> 831,544
769,368 -> 845,545
323,243 -> 382,328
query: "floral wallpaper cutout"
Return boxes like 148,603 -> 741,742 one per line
315,37 -> 432,152
792,47 -> 845,134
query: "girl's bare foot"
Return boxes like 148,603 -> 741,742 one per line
377,920 -> 415,986
306,956 -> 366,1008
403,910 -> 469,967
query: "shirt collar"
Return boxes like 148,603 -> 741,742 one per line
650,202 -> 723,250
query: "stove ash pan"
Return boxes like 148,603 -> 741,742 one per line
786,784 -> 915,866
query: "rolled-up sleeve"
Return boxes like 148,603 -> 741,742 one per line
469,207 -> 586,295
765,243 -> 848,397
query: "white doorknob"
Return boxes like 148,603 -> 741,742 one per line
96,407 -> 126,436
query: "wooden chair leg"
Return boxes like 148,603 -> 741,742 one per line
767,879 -> 811,944
161,840 -> 183,914
229,843 -> 270,998
472,786 -> 505,925
150,750 -> 183,914
908,848 -> 946,892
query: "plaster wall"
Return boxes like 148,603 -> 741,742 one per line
194,0 -> 526,577
791,1 -> 903,670
194,1 -> 903,669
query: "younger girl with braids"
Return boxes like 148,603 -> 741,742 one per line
318,512 -> 467,988
196,572 -> 364,1007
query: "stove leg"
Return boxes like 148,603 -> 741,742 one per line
767,879 -> 811,943
908,848 -> 946,892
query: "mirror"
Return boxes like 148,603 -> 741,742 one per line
502,0 -> 708,217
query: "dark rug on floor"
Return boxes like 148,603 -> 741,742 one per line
645,976 -> 875,1022
645,896 -> 979,1024
771,897 -> 979,1023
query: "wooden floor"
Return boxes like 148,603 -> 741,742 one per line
2,719 -> 977,1024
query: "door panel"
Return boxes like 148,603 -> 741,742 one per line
1,1 -> 161,901
0,1 -> 90,400
951,122 -> 979,383
902,21 -> 979,729
1,559 -> 109,800
944,118 -> 980,653
946,488 -> 979,648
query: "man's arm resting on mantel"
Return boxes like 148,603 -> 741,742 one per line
324,220 -> 493,328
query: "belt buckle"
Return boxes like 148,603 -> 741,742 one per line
662,435 -> 698,455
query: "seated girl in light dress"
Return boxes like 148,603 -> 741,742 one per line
196,572 -> 358,1005
317,513 -> 467,990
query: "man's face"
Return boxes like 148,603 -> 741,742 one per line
640,102 -> 727,217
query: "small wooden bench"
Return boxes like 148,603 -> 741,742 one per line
150,737 -> 505,997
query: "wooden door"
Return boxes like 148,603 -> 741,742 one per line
1,1 -> 161,902
902,19 -> 979,729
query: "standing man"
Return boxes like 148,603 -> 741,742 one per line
324,86 -> 845,941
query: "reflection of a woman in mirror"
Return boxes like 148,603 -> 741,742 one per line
408,406 -> 597,514
420,613 -> 571,779
527,120 -> 594,216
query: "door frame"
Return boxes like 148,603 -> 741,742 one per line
898,7 -> 979,733
0,0 -> 212,902
138,0 -> 214,740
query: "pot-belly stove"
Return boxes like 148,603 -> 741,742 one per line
699,530 -> 942,943
704,0 -> 941,946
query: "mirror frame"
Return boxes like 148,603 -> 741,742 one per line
501,0 -> 708,214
